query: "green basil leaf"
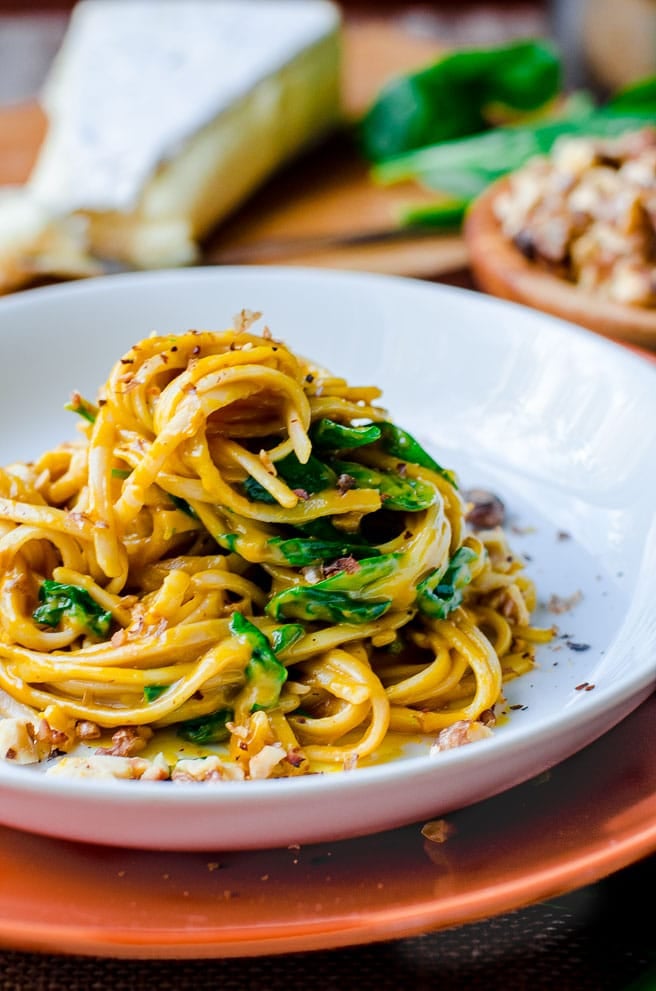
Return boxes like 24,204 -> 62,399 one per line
310,418 -> 381,452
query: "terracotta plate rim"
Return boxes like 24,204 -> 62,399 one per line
0,789 -> 654,960
0,695 -> 655,958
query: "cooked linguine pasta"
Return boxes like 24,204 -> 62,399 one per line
0,316 -> 550,782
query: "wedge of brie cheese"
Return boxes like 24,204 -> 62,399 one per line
0,188 -> 101,294
10,0 -> 342,274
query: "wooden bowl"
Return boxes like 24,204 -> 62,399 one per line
464,176 -> 656,352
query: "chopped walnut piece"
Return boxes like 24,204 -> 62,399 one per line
140,753 -> 171,780
464,489 -> 505,529
495,127 -> 656,307
249,743 -> 287,779
421,818 -> 455,843
171,755 -> 245,783
336,473 -> 356,494
547,590 -> 583,614
46,754 -> 167,780
232,309 -> 262,333
0,719 -> 41,764
431,719 -> 493,753
111,627 -> 129,648
285,749 -> 307,769
97,725 -> 154,757
323,555 -> 360,578
75,720 -> 102,741
36,718 -> 70,750
479,708 -> 497,727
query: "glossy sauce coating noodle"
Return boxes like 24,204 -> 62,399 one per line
0,320 -> 550,781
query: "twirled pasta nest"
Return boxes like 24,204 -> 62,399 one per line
0,316 -> 548,782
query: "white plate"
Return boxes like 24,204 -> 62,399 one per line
0,267 -> 654,852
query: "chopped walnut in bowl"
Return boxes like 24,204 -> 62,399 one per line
493,128 -> 656,308
464,127 -> 656,350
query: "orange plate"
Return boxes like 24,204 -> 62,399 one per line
464,177 -> 656,353
0,693 -> 655,959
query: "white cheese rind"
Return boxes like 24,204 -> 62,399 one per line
26,0 -> 342,267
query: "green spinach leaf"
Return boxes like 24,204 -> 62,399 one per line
33,580 -> 112,638
360,39 -> 561,161
416,546 -> 478,619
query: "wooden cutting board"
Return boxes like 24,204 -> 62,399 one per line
0,18 -> 468,281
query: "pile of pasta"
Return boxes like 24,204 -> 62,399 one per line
0,318 -> 549,781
